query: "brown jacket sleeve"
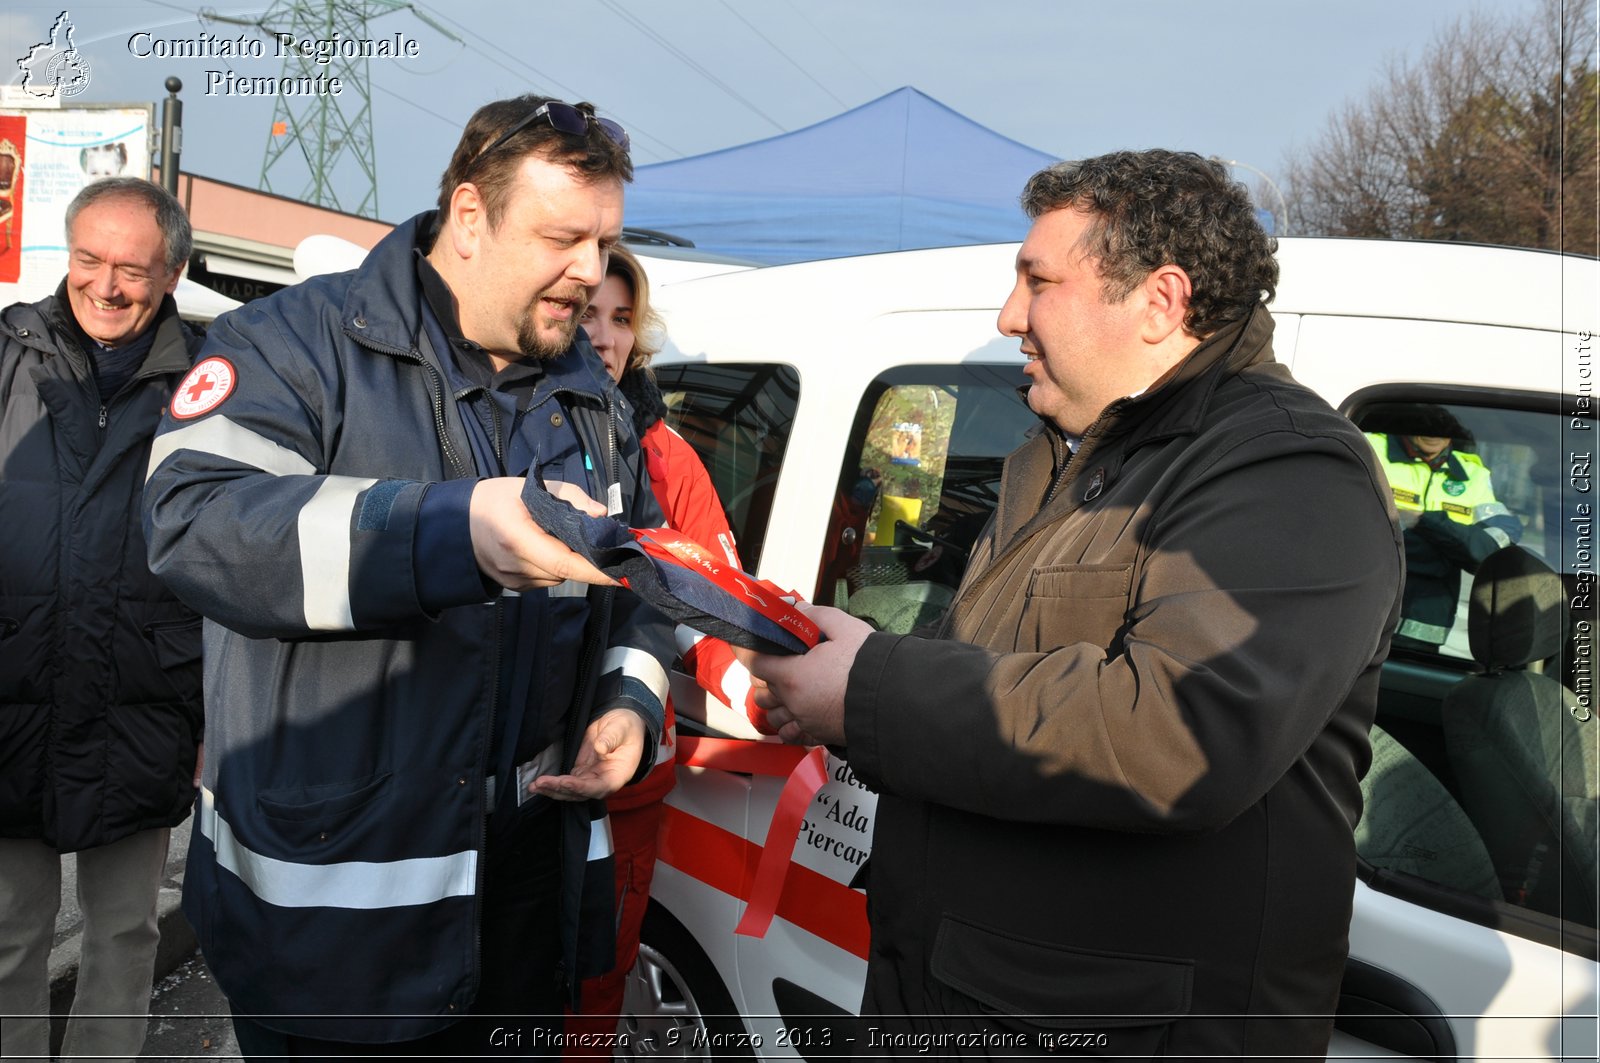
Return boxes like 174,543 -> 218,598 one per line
844,432 -> 1400,833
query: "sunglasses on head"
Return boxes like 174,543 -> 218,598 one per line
475,101 -> 630,161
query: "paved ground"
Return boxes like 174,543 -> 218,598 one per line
140,951 -> 239,1061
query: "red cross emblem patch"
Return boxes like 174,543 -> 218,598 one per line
171,356 -> 237,420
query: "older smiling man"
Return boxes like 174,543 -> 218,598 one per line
1,177 -> 204,1061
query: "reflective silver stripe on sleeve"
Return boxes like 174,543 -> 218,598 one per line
1474,501 -> 1512,521
298,476 -> 378,631
674,625 -> 706,657
146,416 -> 318,482
502,582 -> 584,599
1485,527 -> 1514,549
601,646 -> 669,706
197,787 -> 476,910
588,814 -> 614,861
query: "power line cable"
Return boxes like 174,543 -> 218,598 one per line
593,0 -> 787,133
410,1 -> 682,159
371,80 -> 467,132
411,3 -> 585,103
715,0 -> 849,109
146,2 -> 677,162
777,0 -> 886,96
144,0 -> 245,17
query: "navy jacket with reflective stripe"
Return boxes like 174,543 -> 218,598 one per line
142,213 -> 672,1041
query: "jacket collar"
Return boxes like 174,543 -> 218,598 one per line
1089,302 -> 1277,455
142,298 -> 196,376
14,283 -> 193,383
1384,433 -> 1469,482
994,303 -> 1278,549
340,211 -> 434,357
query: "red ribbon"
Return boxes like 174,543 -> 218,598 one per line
676,736 -> 832,939
676,735 -> 808,775
632,527 -> 822,649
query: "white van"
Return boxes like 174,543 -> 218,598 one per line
624,237 -> 1598,1061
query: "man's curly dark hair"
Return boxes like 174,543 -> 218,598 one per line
1020,150 -> 1278,338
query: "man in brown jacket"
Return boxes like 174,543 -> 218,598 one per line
751,150 -> 1403,1058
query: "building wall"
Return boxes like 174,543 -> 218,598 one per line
160,168 -> 392,250
152,169 -> 394,303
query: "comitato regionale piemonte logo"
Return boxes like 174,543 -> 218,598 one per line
16,10 -> 93,99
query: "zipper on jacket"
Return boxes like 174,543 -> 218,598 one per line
96,332 -> 192,432
98,382 -> 143,429
1042,430 -> 1072,507
604,392 -> 621,514
485,394 -> 505,471
346,331 -> 473,480
606,393 -> 619,483
416,355 -> 472,479
1042,401 -> 1121,508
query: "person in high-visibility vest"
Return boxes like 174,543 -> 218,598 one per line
1367,408 -> 1521,651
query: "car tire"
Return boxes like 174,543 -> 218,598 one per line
620,901 -> 755,1060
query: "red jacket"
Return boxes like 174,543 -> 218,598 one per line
608,419 -> 753,809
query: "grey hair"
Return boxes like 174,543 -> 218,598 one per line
64,177 -> 193,275
1020,149 -> 1277,337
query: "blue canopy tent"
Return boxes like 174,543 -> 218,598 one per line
624,87 -> 1059,264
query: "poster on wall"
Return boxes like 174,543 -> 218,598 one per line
0,104 -> 152,299
0,114 -> 25,283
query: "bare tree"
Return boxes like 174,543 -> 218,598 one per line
1284,0 -> 1596,256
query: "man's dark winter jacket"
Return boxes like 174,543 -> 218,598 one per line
0,289 -> 203,853
844,307 -> 1404,1058
142,213 -> 674,1042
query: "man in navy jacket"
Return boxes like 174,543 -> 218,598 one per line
144,97 -> 674,1056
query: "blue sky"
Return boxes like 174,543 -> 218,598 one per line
2,0 -> 1554,224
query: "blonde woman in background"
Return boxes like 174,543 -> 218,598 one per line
566,244 -> 756,1051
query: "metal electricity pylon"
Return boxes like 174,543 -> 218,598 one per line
205,2 -> 458,219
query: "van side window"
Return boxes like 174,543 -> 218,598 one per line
816,366 -> 1032,634
1352,394 -> 1597,948
654,363 -> 800,573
